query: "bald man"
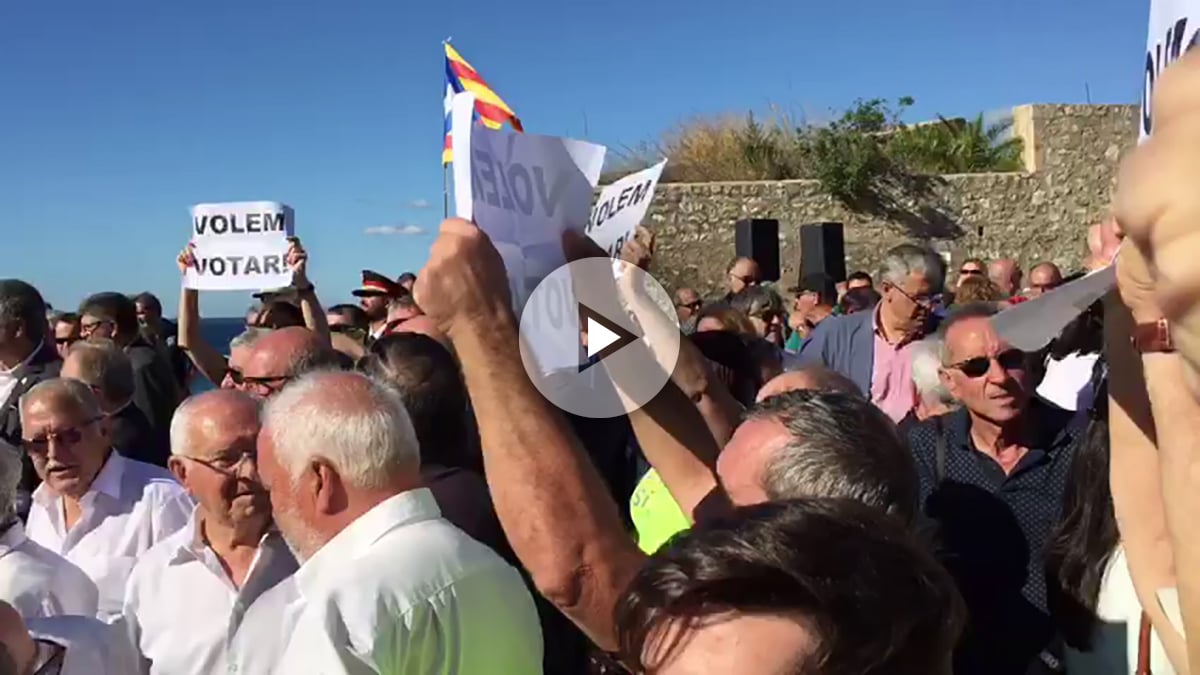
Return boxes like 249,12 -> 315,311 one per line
124,390 -> 296,675
1026,262 -> 1063,298
755,366 -> 862,403
987,259 -> 1023,298
392,315 -> 451,350
238,327 -> 340,399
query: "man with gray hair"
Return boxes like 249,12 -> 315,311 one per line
20,379 -> 191,619
123,390 -> 296,674
258,370 -> 543,673
902,337 -> 959,433
717,389 -> 919,525
61,340 -> 166,467
0,440 -> 98,619
798,243 -> 946,422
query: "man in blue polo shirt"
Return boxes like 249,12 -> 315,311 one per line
906,302 -> 1083,675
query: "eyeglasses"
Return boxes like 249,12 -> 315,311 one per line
947,348 -> 1026,378
225,369 -> 290,389
183,450 -> 257,476
959,268 -> 984,276
54,336 -> 78,346
729,273 -> 758,286
675,300 -> 702,311
22,416 -> 103,455
78,319 -> 112,336
886,283 -> 939,309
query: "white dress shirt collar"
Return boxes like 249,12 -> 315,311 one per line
295,488 -> 441,596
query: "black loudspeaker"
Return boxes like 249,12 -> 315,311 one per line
734,219 -> 780,282
799,222 -> 846,283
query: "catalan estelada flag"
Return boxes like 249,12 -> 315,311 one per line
443,42 -> 523,165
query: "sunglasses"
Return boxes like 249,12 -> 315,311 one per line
54,337 -> 78,346
225,369 -> 291,391
22,416 -> 103,455
959,268 -> 984,276
676,300 -> 702,311
948,348 -> 1026,378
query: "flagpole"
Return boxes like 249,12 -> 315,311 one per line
442,163 -> 449,220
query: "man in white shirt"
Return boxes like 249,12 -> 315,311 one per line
19,378 -> 192,619
0,600 -> 136,675
123,389 -> 297,674
259,370 -> 543,674
0,441 -> 97,620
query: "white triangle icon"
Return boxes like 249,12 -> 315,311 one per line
586,317 -> 620,359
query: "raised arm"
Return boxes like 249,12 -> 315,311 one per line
286,238 -> 330,345
1114,51 -> 1200,667
414,219 -> 645,650
175,246 -> 230,385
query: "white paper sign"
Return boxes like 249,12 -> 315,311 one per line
451,92 -> 606,373
184,202 -> 294,292
587,160 -> 667,257
1141,0 -> 1200,140
991,264 -> 1116,352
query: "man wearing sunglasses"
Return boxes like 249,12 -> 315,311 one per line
236,327 -> 340,400
123,390 -> 297,674
673,288 -> 702,326
906,303 -> 1084,675
20,379 -> 192,619
797,244 -> 946,423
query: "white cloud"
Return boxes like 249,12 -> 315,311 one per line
408,198 -> 432,209
363,224 -> 425,236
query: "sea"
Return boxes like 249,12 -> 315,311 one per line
189,317 -> 248,393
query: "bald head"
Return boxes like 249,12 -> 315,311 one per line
1027,262 -> 1063,297
241,327 -> 339,397
170,389 -> 260,458
0,601 -> 33,675
987,259 -> 1022,297
756,367 -> 862,403
392,316 -> 450,350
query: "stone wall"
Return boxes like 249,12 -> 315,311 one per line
644,104 -> 1138,296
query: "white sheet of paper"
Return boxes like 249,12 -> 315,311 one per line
1141,0 -> 1200,140
184,202 -> 294,292
587,159 -> 667,257
990,264 -> 1116,352
451,95 -> 606,372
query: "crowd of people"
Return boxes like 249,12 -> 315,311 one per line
3,52 -> 1200,675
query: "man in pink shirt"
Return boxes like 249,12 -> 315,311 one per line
797,244 -> 945,422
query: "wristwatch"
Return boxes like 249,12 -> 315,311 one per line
1131,318 -> 1175,353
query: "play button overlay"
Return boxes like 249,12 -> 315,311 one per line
581,305 -> 638,370
519,257 -> 681,419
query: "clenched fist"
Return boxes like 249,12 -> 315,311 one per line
413,219 -> 513,338
1114,50 -> 1200,388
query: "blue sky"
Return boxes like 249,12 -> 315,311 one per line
0,0 -> 1147,317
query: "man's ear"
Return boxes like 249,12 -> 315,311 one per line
939,367 -> 960,399
167,456 -> 188,485
311,459 -> 345,516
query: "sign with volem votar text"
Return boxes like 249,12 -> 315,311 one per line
587,159 -> 667,258
184,202 -> 295,292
